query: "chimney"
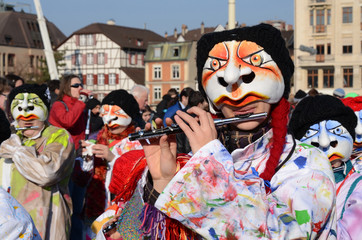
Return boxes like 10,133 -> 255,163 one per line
185,25 -> 188,34
107,19 -> 115,25
181,24 -> 186,36
201,22 -> 205,34
228,0 -> 236,30
174,28 -> 177,38
164,32 -> 168,38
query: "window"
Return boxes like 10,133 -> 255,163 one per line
130,53 -> 136,65
307,69 -> 318,88
172,65 -> 180,79
98,74 -> 105,85
172,47 -> 180,57
75,53 -> 82,65
327,43 -> 331,54
98,93 -> 104,101
8,54 -> 15,67
98,53 -> 105,65
109,73 -> 116,85
154,47 -> 161,58
343,7 -> 353,23
136,39 -> 143,46
86,34 -> 94,46
327,9 -> 331,25
343,68 -> 353,87
80,35 -> 86,46
310,10 -> 314,26
316,44 -> 325,62
153,87 -> 162,101
323,69 -> 334,88
343,45 -> 352,54
29,55 -> 34,67
316,9 -> 325,32
86,53 -> 93,65
361,7 -> 362,30
86,74 -> 93,85
153,66 -> 161,79
316,0 -> 325,2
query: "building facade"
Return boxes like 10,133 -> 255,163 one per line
294,0 -> 362,95
56,22 -> 165,100
0,8 -> 66,80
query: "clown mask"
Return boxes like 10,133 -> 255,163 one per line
100,104 -> 131,134
300,120 -> 353,168
202,40 -> 284,111
11,92 -> 48,122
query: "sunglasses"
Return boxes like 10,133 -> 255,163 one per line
70,83 -> 83,88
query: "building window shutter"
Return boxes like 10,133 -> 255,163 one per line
142,54 -> 144,65
94,54 -> 98,64
83,74 -> 87,85
72,54 -> 76,65
135,53 -> 138,64
116,73 -> 119,84
93,34 -> 97,45
128,53 -> 131,64
105,53 -> 108,64
105,74 -> 109,84
82,54 -> 86,65
94,74 -> 98,84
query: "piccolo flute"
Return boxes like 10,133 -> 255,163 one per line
15,126 -> 40,131
129,112 -> 268,141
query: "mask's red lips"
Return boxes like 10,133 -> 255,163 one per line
328,153 -> 343,162
17,114 -> 39,121
215,93 -> 268,108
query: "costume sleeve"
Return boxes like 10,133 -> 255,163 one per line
50,100 -> 86,128
337,178 -> 362,239
155,139 -> 336,239
2,129 -> 75,187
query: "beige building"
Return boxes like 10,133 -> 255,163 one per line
294,0 -> 362,96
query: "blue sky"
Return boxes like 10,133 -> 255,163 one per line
13,0 -> 294,37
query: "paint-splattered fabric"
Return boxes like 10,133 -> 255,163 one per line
0,186 -> 42,240
336,171 -> 362,239
0,125 -> 75,240
155,130 -> 337,239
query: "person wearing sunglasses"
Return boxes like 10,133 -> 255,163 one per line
49,74 -> 92,151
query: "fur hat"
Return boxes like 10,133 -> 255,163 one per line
101,89 -> 140,120
197,23 -> 294,100
8,84 -> 50,110
289,95 -> 357,140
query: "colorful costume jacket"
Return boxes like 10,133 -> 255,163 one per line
0,125 -> 75,240
0,186 -> 41,240
155,130 -> 337,239
336,169 -> 362,239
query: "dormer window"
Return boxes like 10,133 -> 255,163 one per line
154,47 -> 161,58
137,39 -> 143,46
173,47 -> 179,57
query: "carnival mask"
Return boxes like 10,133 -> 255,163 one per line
300,120 -> 353,165
202,40 -> 284,110
100,104 -> 131,128
353,110 -> 362,151
11,93 -> 48,122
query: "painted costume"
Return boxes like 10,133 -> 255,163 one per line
290,94 -> 362,239
0,186 -> 41,240
95,24 -> 336,239
83,90 -> 142,224
0,84 -> 75,240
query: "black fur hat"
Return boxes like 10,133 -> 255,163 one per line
8,84 -> 50,110
101,89 -> 140,120
289,95 -> 357,140
196,23 -> 294,100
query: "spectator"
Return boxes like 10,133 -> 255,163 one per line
163,87 -> 195,126
130,84 -> 149,128
49,74 -> 91,151
0,84 -> 75,240
5,74 -> 24,88
307,88 -> 319,97
289,95 -> 362,239
47,79 -> 60,107
0,77 -> 12,112
333,88 -> 345,99
188,90 -> 209,111
156,88 -> 179,119
141,105 -> 156,126
86,97 -> 104,136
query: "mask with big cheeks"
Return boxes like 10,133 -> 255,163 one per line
353,110 -> 362,150
11,93 -> 48,122
100,104 -> 131,128
300,120 -> 353,165
202,40 -> 284,110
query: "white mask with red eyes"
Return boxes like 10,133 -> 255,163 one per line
100,104 -> 132,128
202,40 -> 284,111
